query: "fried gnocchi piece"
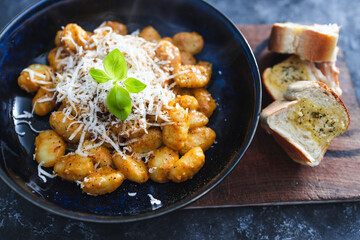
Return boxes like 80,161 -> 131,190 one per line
180,51 -> 196,65
148,146 -> 179,183
82,140 -> 113,168
155,40 -> 181,71
179,127 -> 216,155
161,37 -> 174,43
188,110 -> 209,129
49,111 -> 89,143
168,147 -> 205,183
127,128 -> 162,154
17,64 -> 53,93
162,106 -> 190,150
54,153 -> 94,181
102,21 -> 127,35
32,87 -> 57,116
81,167 -> 125,195
111,121 -> 149,139
61,23 -> 89,52
172,32 -> 204,55
172,86 -> 193,96
173,64 -> 212,88
35,130 -> 66,167
139,26 -> 161,42
112,154 -> 149,183
192,88 -> 217,117
197,61 -> 212,71
168,95 -> 199,110
48,47 -> 69,71
55,30 -> 63,46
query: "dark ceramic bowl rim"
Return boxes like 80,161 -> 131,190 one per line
0,0 -> 261,223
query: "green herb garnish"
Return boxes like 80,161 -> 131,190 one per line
89,49 -> 147,120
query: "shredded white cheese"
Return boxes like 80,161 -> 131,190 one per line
37,162 -> 56,183
15,110 -> 33,119
15,120 -> 42,133
147,194 -> 162,210
54,25 -> 177,156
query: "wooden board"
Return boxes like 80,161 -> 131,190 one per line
189,25 -> 360,208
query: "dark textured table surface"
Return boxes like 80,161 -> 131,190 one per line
1,0 -> 360,239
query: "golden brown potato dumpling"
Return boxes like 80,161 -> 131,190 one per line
168,95 -> 199,110
112,154 -> 149,183
161,37 -> 173,43
180,51 -> 196,65
172,32 -> 204,55
188,110 -> 209,129
82,140 -> 113,168
81,167 -> 125,195
139,26 -> 161,42
155,40 -> 181,72
192,88 -> 217,117
168,147 -> 205,183
49,111 -> 89,143
162,107 -> 190,150
32,87 -> 57,116
17,64 -> 53,93
179,126 -> 216,155
62,23 -> 89,52
54,153 -> 94,181
148,146 -> 179,183
35,130 -> 66,167
127,128 -> 162,154
102,21 -> 127,35
173,64 -> 212,88
47,47 -> 69,71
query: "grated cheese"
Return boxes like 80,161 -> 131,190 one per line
37,162 -> 56,183
16,120 -> 42,133
54,25 -> 177,156
147,194 -> 162,210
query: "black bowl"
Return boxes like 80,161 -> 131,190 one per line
0,0 -> 261,222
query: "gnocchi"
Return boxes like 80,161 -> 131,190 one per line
192,88 -> 217,117
168,95 -> 199,110
17,64 -> 53,93
168,147 -> 205,183
81,167 -> 125,195
162,106 -> 190,150
139,26 -> 161,42
54,153 -> 94,181
32,87 -> 57,116
173,64 -> 212,88
49,111 -> 89,143
127,128 -> 163,154
112,154 -> 149,183
18,22 -> 217,195
83,140 -> 113,168
179,127 -> 216,155
148,146 -> 179,183
172,32 -> 204,55
35,130 -> 66,167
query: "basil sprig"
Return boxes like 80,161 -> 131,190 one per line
89,49 -> 147,120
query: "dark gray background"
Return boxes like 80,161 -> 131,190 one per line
1,0 -> 360,239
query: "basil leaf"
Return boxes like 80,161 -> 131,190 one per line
124,78 -> 147,93
89,69 -> 111,83
104,49 -> 127,81
106,85 -> 132,120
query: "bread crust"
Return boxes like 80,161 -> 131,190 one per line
262,55 -> 342,101
260,81 -> 350,166
268,23 -> 339,62
262,68 -> 278,100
